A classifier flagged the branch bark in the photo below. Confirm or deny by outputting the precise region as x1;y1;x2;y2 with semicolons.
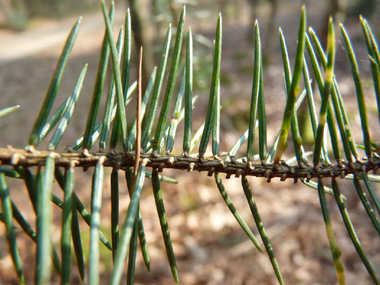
1;147;379;183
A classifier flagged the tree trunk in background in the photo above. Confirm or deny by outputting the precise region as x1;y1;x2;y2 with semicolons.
262;0;278;65
152;0;165;39
22;0;98;18
319;0;346;49
169;0;179;26
22;0;59;17
246;0;278;65
128;0;155;93
347;0;377;18
247;0;259;41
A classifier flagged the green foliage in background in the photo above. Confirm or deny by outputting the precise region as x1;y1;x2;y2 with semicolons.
1;1;380;284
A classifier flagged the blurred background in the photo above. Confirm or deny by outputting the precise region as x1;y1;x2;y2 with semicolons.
0;0;380;284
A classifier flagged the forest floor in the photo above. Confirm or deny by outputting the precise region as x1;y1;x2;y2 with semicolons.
0;0;380;284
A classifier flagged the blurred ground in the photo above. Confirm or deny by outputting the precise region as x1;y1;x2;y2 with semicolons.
0;0;380;284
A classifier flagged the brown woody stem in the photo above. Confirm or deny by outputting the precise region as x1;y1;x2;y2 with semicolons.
1;147;380;182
